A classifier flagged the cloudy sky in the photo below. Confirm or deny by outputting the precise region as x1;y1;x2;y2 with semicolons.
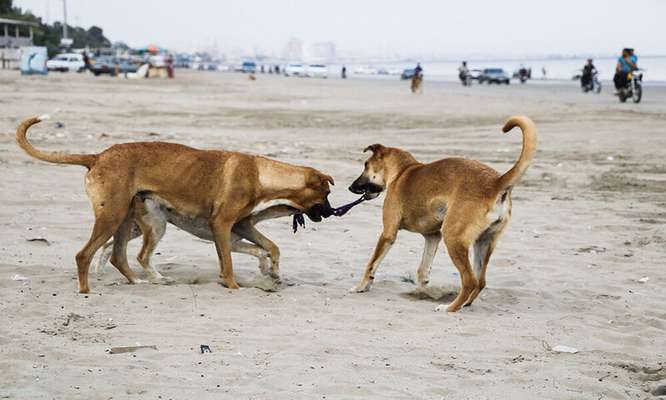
14;0;666;58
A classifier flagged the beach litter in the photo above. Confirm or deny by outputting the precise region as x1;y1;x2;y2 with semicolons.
11;274;29;282
637;276;649;283
26;237;50;246
552;345;578;354
108;345;157;354
200;345;212;354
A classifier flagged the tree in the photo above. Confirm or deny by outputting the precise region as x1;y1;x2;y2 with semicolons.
0;0;13;15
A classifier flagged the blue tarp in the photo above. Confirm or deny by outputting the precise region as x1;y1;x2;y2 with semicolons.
20;46;48;75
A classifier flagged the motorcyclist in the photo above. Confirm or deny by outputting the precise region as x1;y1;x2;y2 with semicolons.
581;58;596;88
414;62;423;77
458;61;469;84
614;48;637;93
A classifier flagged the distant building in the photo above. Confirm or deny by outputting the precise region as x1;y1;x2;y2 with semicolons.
283;38;303;61
307;42;336;63
0;17;38;69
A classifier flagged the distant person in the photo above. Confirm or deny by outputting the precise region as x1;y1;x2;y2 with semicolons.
614;48;637;93
581;58;596;88
541;66;546;80
458;61;469;85
260;65;265;73
414;62;423;77
82;52;91;72
341;65;347;79
166;53;174;79
275;65;280;74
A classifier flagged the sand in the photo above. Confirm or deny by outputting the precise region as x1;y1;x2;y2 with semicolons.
0;70;665;399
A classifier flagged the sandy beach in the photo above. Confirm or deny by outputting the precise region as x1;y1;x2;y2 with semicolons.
0;70;665;399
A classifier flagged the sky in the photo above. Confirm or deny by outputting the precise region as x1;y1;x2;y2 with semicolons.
13;0;666;59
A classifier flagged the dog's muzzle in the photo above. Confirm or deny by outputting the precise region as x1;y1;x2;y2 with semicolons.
305;200;334;222
349;177;383;198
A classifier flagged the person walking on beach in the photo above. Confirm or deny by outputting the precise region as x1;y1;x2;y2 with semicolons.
458;61;470;85
613;48;637;93
82;51;92;73
342;65;347;79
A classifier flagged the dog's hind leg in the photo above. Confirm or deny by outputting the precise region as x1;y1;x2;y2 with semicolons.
467;220;508;306
135;205;168;282
75;203;131;293
416;233;441;287
441;210;485;312
109;215;143;284
95;223;142;275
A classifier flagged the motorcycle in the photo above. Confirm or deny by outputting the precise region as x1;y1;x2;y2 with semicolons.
581;71;602;93
618;69;643;103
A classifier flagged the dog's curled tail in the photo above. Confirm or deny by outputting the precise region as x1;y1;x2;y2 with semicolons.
496;116;537;192
16;116;97;169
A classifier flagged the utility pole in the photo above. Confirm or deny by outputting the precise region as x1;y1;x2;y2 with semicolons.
62;0;68;40
60;0;73;48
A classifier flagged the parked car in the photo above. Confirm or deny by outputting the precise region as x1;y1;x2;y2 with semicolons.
306;64;328;78
241;61;257;73
284;63;305;77
469;69;483;80
478;68;510;84
46;53;85;72
90;57;138;76
400;68;416;80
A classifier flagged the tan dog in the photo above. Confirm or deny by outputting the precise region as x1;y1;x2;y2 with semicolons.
17;116;334;293
411;74;423;93
348;116;536;312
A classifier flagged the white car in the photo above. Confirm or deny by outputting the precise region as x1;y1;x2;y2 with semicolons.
46;53;85;72
284;63;305;77
306;64;328;78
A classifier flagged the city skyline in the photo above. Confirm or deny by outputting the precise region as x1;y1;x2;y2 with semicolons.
12;0;666;59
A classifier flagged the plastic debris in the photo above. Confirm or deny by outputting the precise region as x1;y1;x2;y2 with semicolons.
637;276;649;283
200;345;212;353
108;345;157;354
552;345;578;354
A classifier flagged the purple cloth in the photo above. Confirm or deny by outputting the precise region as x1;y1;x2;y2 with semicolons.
293;195;367;233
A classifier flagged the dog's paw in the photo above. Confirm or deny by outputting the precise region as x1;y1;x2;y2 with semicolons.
133;278;150;284
219;277;240;289
149;274;175;285
349;282;371;293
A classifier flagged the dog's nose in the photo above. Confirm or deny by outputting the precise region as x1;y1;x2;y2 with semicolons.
349;185;361;194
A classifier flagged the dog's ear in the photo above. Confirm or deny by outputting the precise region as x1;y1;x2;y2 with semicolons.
363;144;385;157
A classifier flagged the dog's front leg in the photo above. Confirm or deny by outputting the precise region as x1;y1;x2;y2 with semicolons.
350;230;397;293
211;218;240;289
234;220;281;281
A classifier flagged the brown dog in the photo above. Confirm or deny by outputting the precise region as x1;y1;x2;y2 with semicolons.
348;116;536;312
17;116;334;293
411;74;423;94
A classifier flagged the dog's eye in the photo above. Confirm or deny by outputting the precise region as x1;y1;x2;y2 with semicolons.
364;162;368;168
